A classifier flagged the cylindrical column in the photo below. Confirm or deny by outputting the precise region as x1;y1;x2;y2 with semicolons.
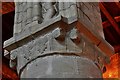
20;55;102;78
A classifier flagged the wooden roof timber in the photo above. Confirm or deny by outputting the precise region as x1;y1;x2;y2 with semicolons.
2;61;19;80
103;16;120;28
99;3;120;36
114;45;120;52
115;2;120;9
1;2;15;15
103;28;117;45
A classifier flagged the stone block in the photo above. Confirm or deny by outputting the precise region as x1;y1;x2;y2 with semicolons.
15;27;31;42
10;49;18;60
26;2;33;9
26;8;32;24
30;15;61;35
17;12;23;23
77;2;104;38
22;2;27;12
17;54;28;74
32;4;41;21
4;37;17;52
66;37;82;53
98;40;114;57
50;28;66;52
69;27;81;44
18;3;23;13
22;11;27;22
60;3;78;24
15;23;22;34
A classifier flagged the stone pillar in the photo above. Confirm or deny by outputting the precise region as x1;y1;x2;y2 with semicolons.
4;2;114;78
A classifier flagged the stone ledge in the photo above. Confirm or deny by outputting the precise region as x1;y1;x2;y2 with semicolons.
30;15;61;35
61;15;77;24
4;15;61;51
3;15;78;52
4;19;114;60
4;37;16;49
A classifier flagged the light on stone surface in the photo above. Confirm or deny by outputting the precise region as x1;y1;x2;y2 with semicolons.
3;2;115;78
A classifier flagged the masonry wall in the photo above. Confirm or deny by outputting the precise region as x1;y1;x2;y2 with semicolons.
4;2;112;78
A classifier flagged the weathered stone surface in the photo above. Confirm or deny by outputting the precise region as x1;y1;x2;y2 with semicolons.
59;2;78;24
69;27;81;44
78;2;104;39
32;3;41;22
20;55;102;78
30;15;61;34
9;25;108;78
4;1;114;78
15;27;31;42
